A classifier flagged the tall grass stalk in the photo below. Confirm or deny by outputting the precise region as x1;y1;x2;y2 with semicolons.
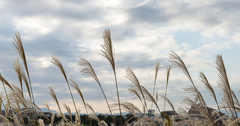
169;52;207;107
199;71;222;120
63;103;73;122
2;30;240;126
159;93;176;114
12;32;34;102
69;78;89;115
151;62;160;110
126;67;148;115
128;88;146;114
100;29;123;125
169;51;215;125
141;86;162;115
13;58;23;94
79;57;115;123
163;65;172;111
69;77;90;125
46;86;68;122
12;32;38;123
0;74;14;123
215;54;238;119
51;55;80;123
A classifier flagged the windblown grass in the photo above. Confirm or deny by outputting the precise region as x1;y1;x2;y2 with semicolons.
1;30;240;126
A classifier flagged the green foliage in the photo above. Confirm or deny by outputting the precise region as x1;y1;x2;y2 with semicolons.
162;112;172;126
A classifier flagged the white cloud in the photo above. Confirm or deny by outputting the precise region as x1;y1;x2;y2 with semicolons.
232;32;240;43
14;16;61;40
1;0;240;113
200;42;230;50
29;56;52;68
103;11;128;25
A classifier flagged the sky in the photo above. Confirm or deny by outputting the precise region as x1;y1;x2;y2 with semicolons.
1;0;240;114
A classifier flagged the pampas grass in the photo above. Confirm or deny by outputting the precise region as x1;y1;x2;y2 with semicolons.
51;55;80;122
69;78;88;115
164;65;172;111
1;30;240;126
78;57;114;120
46;86;67;122
100;29;122;124
215;54;239;118
126;67;148;114
0;73;13;91
13;32;34;104
151;62;161;109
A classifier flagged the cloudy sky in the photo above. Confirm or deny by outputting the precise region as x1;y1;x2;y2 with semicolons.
1;0;240;114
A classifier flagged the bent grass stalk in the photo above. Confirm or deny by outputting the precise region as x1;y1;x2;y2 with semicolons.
2;30;240;126
126;67;148;114
215;54;238;119
69;77;90;125
12;32;37;123
79;57;115;124
46;86;68;122
51;55;80;123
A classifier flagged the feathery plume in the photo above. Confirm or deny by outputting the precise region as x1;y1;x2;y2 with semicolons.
183;97;214;125
69;77;88;114
159;93;176;114
169;51;194;84
20;67;31;98
43;103;51;114
63;103;72;122
169;52;206;107
46;86;67;122
199;72;222;117
151;62;161;109
141;86;162;115
128;88;146;113
100;29;115;71
51;55;79;122
164;65;172;111
79;58;113;117
111;102;142;117
13;58;23;91
0;73;13;90
86;103;101;123
100;29;122;121
51;55;68;82
126;67;148;113
12;32;34;103
12;32;29;80
215;54;238;118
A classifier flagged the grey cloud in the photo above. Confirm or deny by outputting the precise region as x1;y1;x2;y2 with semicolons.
1;0;53;16
214;1;240;11
103;25;137;42
54;8;105;21
0;18;16;38
58;0;86;4
1;0;240;113
1;0;104;22
127;3;170;24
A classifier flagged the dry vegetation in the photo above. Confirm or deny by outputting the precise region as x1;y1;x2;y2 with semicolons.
0;29;240;126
